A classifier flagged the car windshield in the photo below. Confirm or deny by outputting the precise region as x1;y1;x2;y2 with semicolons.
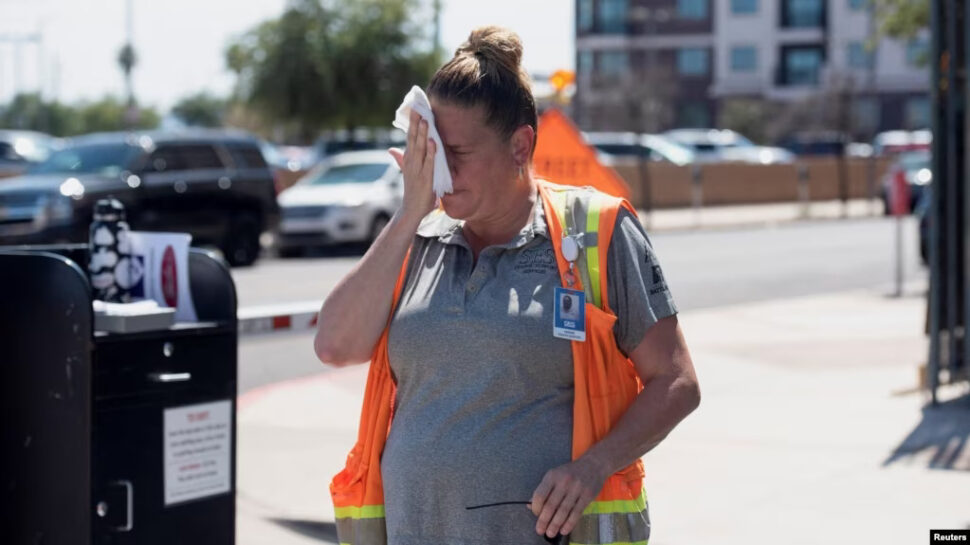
644;138;695;165
28;143;141;176
898;151;930;172
303;162;390;185
593;143;640;156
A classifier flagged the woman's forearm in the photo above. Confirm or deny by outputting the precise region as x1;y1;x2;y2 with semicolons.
583;371;701;476
313;211;422;366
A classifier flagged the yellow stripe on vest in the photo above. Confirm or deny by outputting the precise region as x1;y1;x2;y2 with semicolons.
584;193;603;309
582;488;647;515
334;504;386;519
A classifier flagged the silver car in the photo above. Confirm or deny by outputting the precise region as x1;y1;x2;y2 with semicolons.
276;150;402;255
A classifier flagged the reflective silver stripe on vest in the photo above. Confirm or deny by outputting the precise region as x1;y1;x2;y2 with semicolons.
551;184;602;308
569;507;651;545
335;516;387;545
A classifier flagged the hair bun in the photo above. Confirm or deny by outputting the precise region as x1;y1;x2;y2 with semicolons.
456;26;523;75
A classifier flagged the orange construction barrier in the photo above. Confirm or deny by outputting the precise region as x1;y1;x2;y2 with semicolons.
533;108;632;200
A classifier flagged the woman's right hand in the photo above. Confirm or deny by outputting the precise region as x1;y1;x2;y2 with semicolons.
389;109;437;225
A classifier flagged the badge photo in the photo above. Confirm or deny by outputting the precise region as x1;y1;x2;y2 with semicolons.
553;286;586;342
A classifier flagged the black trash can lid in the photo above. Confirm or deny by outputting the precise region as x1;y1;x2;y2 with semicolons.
94;198;126;220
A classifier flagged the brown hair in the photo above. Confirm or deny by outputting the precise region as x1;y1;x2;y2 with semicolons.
428;26;538;157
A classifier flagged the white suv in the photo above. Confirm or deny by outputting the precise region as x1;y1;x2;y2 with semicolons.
275;150;402;255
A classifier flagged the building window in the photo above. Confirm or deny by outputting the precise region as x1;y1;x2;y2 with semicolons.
598;0;627;33
678;0;708;19
782;0;824;27
851;98;880;132
848;0;866;10
678;48;710;76
905;96;931;129
732;0;758;14
679;102;711;127
731;46;758;71
781;46;824;85
578;50;594;77
598;50;629;77
907;37;929;66
847;42;872;69
578;0;594;32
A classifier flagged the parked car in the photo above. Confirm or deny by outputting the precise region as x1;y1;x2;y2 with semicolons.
582;131;696;166
312;128;405;163
0;130;279;266
717;145;796;164
880;149;932;215
873;129;932;156
662;128;753;162
276;150;402;255
0;130;60;178
779;131;848;156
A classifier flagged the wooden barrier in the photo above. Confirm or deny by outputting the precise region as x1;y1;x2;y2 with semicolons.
612;157;893;209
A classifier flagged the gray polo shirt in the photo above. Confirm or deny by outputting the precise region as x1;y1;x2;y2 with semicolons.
383;194;677;545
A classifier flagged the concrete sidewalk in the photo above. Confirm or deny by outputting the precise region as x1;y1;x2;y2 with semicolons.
235;281;970;545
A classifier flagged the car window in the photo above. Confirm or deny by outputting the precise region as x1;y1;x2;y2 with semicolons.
147;144;224;172
29;143;140;175
0;142;22;162
233;145;269;168
179;144;224;169
593;143;648;157
147;145;185;172
303;163;390;185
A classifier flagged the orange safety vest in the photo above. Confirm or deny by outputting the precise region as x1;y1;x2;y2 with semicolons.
331;180;650;545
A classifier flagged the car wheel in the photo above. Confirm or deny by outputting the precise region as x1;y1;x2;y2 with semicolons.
368;214;390;246
223;214;261;267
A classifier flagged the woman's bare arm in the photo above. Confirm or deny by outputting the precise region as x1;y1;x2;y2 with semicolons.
314;111;436;366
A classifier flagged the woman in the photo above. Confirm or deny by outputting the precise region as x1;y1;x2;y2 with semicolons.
315;26;700;545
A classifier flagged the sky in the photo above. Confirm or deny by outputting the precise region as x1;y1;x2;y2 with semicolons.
0;0;574;111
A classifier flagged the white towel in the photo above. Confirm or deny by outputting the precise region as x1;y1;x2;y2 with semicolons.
392;85;453;198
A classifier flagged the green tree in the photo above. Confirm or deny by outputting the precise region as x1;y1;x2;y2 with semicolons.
77;96;160;134
718;99;773;144
225;0;439;140
0;93;82;136
172;92;228;127
873;0;929;42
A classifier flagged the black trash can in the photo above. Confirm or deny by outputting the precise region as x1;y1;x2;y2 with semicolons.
0;243;237;545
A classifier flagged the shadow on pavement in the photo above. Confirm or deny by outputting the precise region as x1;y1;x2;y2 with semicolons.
884;391;970;471
269;518;339;542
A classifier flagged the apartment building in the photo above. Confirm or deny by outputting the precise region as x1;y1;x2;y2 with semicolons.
574;0;930;138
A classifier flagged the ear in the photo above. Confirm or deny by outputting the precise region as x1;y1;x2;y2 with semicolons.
510;125;535;166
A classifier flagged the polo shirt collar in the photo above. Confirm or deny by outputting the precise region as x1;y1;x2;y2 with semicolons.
415;194;550;250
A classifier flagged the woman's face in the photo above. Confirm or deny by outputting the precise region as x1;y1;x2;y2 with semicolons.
431;100;519;222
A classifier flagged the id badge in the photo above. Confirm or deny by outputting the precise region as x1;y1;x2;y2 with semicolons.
553;286;586;342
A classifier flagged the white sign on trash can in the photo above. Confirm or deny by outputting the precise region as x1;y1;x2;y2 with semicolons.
163;400;232;506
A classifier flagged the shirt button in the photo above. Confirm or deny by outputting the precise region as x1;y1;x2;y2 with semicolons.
468;284;477;292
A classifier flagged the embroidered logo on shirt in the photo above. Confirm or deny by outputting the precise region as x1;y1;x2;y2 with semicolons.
514;247;557;275
650;264;668;295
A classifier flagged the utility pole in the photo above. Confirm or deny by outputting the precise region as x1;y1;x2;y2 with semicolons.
0;33;41;98
432;0;442;57
119;0;138;128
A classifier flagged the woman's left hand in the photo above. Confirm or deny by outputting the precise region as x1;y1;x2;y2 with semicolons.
529;455;609;539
